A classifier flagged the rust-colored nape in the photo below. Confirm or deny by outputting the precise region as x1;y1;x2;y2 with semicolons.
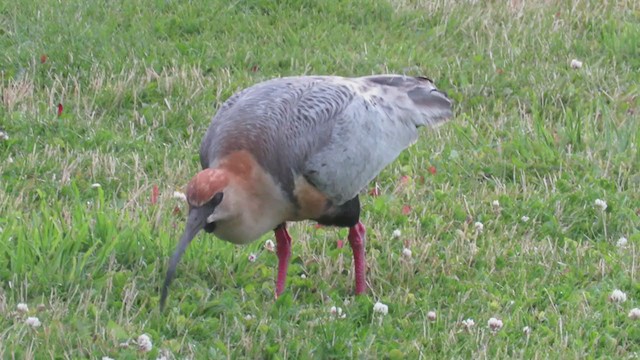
186;168;229;207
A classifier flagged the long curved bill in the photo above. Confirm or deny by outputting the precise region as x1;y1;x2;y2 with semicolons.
160;208;208;310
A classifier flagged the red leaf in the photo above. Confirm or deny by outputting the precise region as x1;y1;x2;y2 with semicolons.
40;54;48;64
369;183;380;197
314;223;323;229
428;166;437;175
402;205;412;215
151;185;159;205
337;239;344;249
250;65;260;72
172;206;181;216
57;103;63;117
496;68;504;75
399;175;410;185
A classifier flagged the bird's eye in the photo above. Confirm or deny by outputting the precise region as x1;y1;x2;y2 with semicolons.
210;192;224;206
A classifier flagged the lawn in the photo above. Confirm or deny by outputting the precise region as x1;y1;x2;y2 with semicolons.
1;0;639;358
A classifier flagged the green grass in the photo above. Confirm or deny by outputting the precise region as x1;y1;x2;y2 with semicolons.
1;0;639;358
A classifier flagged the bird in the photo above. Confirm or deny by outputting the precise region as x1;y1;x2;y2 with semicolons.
160;74;453;309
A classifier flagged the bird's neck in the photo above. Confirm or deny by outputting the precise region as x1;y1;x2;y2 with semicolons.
211;151;294;244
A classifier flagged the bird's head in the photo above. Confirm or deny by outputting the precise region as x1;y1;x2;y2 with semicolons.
160;168;236;309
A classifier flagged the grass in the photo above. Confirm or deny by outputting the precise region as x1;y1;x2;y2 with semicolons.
1;0;639;358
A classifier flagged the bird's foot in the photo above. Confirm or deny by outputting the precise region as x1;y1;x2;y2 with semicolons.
274;223;292;296
348;221;367;295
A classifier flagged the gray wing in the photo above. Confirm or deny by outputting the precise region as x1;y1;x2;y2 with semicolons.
303;75;453;205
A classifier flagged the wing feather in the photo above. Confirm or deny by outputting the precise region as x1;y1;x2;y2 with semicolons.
303;75;453;204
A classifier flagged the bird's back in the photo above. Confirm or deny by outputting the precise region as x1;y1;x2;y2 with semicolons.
200;75;452;207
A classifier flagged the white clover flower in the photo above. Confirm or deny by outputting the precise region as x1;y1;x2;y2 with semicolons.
474;222;484;232
629;308;640;320
264;239;275;252
7;156;13;163
392;229;402;238
594;199;607;211
609;289;627;303
492;200;500;208
523;326;531;335
570;59;583;69
248;253;257;262
244;314;255;321
402;248;412;258
102;357;115;360
427;311;437;321
137;334;153;352
488;317;503;332
172;191;187;201
17;303;28;313
329;306;346;319
373;301;388;315
461;318;475;329
521;216;530;222
0;130;8;141
25;317;41;328
616;237;628;248
300;274;307;279
91;183;102;189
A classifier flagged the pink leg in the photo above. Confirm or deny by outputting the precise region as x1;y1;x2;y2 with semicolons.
348;221;367;295
274;224;292;297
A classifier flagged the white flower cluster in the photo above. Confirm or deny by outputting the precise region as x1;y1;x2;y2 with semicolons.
172;191;187;201
373;302;388;315
488;317;503;332
330;306;346;319
25;317;41;328
461;318;475;330
570;59;583;69
616;237;627;248
137;334;153;352
427;311;437;321
609;289;627;303
594;199;607;211
264;239;275;252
